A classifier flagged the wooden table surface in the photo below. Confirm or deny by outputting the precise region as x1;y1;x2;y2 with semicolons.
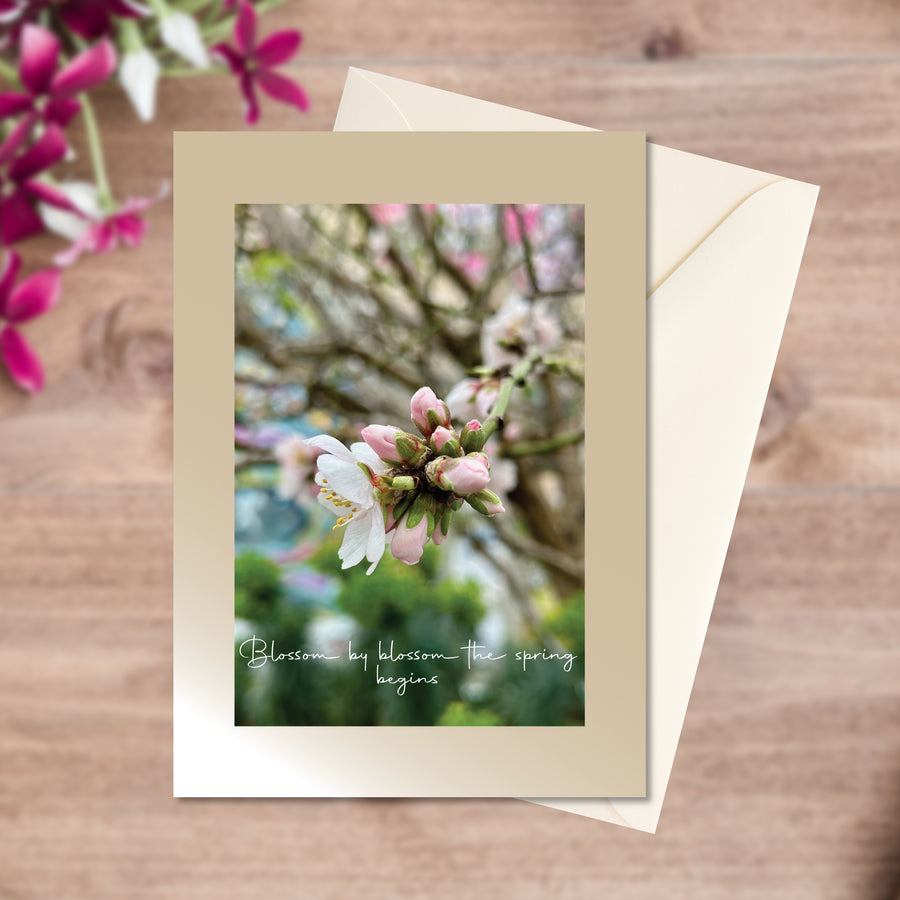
2;2;899;897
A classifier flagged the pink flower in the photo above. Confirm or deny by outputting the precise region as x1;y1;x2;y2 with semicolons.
369;204;407;226
211;0;309;125
427;453;491;496
0;251;62;393
0;125;81;244
503;204;542;244
445;377;499;422
455;251;488;282
0;25;116;155
409;385;451;437
390;513;429;566
52;191;163;266
58;0;147;40
273;433;323;503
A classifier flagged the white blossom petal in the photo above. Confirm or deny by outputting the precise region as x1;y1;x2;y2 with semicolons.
317;455;372;505
349;440;387;473
119;49;159;122
365;509;387;574
306;434;354;462
338;514;371;569
160;11;209;68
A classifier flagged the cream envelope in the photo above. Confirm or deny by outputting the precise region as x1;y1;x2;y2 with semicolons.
335;68;819;833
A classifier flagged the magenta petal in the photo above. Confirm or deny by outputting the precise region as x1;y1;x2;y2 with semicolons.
44;96;82;127
0;189;45;244
257;68;309;113
239;71;260;124
115;213;147;248
0;112;38;167
7;124;67;181
0;325;44;393
6;267;61;324
0;91;32;120
51;39;117;98
59;0;114;39
21;178;82;214
210;42;244;74
255;30;301;67
19;24;60;96
54;228;97;267
0;250;23;315
234;0;256;55
110;0;148;16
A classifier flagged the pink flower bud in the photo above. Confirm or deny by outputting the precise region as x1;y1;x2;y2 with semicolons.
391;514;429;565
466;488;506;517
428;453;491;495
465;419;482;432
361;425;427;466
361;424;401;461
410;386;451;436
432;426;457;452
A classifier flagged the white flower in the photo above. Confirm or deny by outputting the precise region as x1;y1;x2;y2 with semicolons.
307;435;389;575
38;181;104;241
446;377;499;422
119;48;160;122
160;11;209;68
481;293;561;370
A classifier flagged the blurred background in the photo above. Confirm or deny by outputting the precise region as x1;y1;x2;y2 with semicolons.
2;2;898;898
234;203;585;726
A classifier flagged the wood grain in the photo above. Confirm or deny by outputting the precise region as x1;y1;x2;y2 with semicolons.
269;0;900;59
1;493;897;899
1;2;898;896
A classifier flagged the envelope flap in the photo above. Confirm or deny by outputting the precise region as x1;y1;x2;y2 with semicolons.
336;70;812;289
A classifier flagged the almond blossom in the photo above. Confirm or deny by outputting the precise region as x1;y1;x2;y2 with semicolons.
306;435;389;575
273;433;322;504
310;387;506;574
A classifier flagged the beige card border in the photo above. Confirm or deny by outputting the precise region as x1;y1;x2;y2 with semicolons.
173;131;645;797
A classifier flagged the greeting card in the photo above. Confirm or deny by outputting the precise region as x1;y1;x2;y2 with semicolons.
174;131;646;796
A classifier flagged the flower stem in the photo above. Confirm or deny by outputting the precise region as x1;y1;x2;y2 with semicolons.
79;94;115;212
503;429;585;457
481;353;542;444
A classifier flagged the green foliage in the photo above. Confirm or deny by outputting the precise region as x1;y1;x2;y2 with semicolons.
547;591;585;658
234;551;284;621
437;701;504;727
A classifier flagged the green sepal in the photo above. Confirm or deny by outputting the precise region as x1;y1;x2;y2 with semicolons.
436;437;461;458
461;428;486;453
465;495;488;516
395;433;427;466
440;506;454;537
389;492;415;526
406;493;432;529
